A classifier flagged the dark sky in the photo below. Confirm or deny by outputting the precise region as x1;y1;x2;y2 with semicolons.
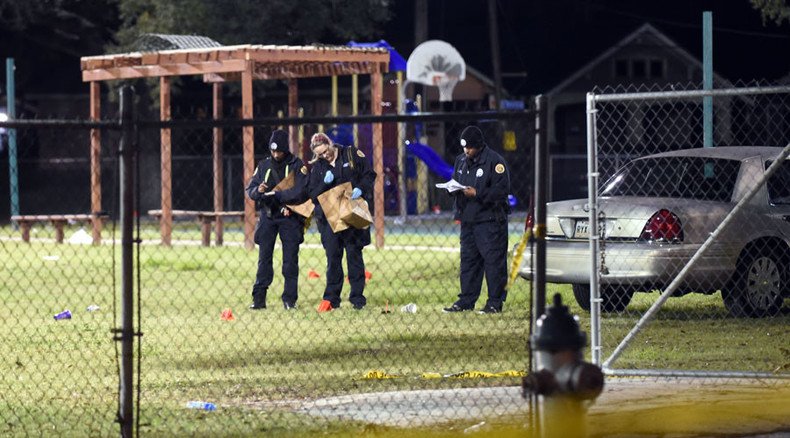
382;0;790;95
4;1;790;98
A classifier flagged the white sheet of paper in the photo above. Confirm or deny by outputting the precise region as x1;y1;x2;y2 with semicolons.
435;179;467;193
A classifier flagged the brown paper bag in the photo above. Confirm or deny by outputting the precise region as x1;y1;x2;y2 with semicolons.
340;198;372;229
286;199;314;218
271;172;314;218
317;182;353;233
273;171;295;191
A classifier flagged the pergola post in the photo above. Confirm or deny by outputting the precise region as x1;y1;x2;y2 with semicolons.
370;69;385;249
242;61;255;250
288;79;298;155
212;83;224;246
160;77;172;247
89;81;102;245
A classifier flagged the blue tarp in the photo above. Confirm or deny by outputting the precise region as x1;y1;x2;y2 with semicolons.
347;40;407;71
406;141;453;181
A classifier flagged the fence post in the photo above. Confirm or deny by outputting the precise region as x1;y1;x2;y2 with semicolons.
6;58;19;223
586;92;602;366
534;95;548;318
118;85;136;438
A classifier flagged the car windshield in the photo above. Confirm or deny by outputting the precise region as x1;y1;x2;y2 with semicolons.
600;156;739;201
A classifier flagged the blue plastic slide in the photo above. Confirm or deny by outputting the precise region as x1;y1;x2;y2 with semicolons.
406;142;453;181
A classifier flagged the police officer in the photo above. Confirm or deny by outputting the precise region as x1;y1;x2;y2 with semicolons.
245;129;309;310
443;125;512;314
307;132;376;311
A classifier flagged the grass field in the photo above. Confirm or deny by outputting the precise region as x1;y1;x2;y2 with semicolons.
1;221;788;436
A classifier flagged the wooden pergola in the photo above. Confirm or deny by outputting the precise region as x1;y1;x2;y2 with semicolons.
80;44;390;249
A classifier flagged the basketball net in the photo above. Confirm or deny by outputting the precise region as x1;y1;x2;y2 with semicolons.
432;74;459;102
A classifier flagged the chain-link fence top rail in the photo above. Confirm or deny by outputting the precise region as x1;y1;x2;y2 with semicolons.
1;110;540;436
586;82;790;379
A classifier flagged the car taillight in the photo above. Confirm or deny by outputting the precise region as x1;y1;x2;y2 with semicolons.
525;197;535;233
525;212;534;233
640;209;683;242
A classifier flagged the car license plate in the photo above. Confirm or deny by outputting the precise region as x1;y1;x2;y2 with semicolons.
574;220;590;238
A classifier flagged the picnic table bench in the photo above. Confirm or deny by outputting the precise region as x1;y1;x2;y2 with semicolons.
147;210;247;247
11;213;109;244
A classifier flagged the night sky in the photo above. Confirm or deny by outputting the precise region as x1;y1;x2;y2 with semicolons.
3;1;790;97
383;0;790;95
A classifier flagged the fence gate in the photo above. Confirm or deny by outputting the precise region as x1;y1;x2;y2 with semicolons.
587;82;790;379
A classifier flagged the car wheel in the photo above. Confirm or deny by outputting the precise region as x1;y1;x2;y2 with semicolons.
572;284;633;313
723;248;784;318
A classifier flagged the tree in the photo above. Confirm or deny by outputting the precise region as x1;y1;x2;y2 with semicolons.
751;0;790;25
111;0;393;52
105;0;394;116
0;0;120;93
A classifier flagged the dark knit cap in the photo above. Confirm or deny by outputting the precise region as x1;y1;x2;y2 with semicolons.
460;126;485;149
269;129;289;152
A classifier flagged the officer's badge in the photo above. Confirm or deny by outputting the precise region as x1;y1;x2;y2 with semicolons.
476;168;484;177
300;166;308;175
357;150;365;158
495;163;505;174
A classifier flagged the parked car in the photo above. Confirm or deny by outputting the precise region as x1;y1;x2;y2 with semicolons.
515;146;790;317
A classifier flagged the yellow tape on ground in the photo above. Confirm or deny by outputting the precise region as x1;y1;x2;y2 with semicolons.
361;369;526;380
506;227;532;291
445;370;526;379
361;369;402;379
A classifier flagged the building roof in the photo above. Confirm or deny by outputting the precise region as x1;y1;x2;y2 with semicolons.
135;34;223;51
548;23;732;95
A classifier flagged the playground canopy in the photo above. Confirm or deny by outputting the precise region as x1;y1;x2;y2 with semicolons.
80;42;390;249
347;40;407;72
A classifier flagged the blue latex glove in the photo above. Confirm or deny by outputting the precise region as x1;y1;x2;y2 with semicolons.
323;170;334;184
351;187;362;199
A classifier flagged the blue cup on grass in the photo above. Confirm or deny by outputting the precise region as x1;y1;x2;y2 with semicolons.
54;310;72;320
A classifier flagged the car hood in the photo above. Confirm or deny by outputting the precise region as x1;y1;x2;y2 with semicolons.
545;197;733;241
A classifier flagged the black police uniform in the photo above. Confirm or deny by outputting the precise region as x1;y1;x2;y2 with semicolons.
245;134;309;309
307;144;376;309
449;128;512;312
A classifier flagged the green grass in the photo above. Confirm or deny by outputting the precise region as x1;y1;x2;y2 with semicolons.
1;223;788;436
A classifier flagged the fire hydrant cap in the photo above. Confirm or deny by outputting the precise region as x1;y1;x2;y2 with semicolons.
531;294;587;352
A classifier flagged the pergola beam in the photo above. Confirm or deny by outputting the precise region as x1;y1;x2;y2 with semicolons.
82;59;248;81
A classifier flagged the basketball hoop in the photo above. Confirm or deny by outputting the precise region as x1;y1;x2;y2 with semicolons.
433;74;460;102
407;40;466;103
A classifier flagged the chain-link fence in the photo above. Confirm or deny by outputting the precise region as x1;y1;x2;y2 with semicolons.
0;100;539;435
585;82;790;378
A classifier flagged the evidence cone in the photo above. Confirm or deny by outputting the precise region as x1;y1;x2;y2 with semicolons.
221;308;235;321
365;270;372;280
317;300;333;313
307;269;321;279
